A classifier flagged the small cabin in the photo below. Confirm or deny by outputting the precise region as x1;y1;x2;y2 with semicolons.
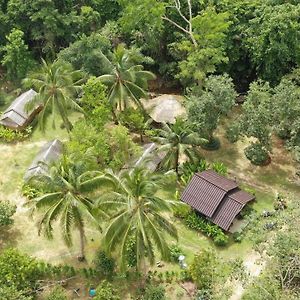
181;170;255;231
0;89;40;130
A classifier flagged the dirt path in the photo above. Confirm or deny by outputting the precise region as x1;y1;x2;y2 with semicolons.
229;252;265;300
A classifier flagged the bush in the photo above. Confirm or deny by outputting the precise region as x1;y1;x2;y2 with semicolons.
45;286;67;300
226;123;240;143
244;143;270;165
22;184;40;200
0;201;16;227
0;126;32;143
233;232;243;243
238;205;254;219
211;162;227;176
0;249;42;291
0;285;32;300
180;159;209;186
181;211;229;247
173;203;191;219
213;234;229;247
169;244;184;263
94;250;115;278
189;249;217;290
143;285;166;300
94;280;120;300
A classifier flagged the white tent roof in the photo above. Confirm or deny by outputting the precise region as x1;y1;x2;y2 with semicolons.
0;89;38;129
24;139;63;181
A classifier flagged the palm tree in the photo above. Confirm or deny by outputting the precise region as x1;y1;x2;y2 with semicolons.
154;118;206;175
27;156;106;260
97;44;156;112
97;167;178;271
23;59;85;132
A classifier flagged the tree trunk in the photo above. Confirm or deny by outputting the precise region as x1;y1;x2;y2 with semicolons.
78;226;85;261
112;109;119;125
175;148;179;178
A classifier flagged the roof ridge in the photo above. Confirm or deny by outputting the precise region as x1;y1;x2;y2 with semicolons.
195;172;228;192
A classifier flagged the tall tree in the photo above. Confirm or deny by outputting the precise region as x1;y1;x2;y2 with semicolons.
1;28;35;81
163;2;230;85
23;59;85;132
153;118;205;175
187;74;237;146
231;80;274;165
97;167;178;270
245;2;300;84
27;156;106;260
97;44;156;112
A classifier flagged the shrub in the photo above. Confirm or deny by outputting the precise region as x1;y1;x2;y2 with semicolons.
180;159;227;186
233;232;243;243
45;286;67;300
169;245;184;263
226;123;240;143
189;249;217;290
0;285;32;300
94;280;120;300
22;184;40;200
238;205;254;219
213;233;229;246
211;162;227;176
0;249;42;291
0;201;16;227
119;108;147;141
0;126;32;143
173;203;191;219
244;143;270;165
143;285;166;300
180;159;209;185
181;211;229;246
94;250;115;278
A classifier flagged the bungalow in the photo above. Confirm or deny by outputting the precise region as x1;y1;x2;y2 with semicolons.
181;170;255;231
24;139;63;181
0;89;41;130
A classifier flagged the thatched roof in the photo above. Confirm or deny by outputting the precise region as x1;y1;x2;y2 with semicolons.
143;94;186;124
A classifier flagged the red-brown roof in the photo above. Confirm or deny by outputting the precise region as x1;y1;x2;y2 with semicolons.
181;170;255;231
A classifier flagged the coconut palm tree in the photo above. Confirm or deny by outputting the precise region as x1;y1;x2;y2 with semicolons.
97;167;178;271
97;44;156;112
153;118;206;175
23;59;85;132
27;156;106;260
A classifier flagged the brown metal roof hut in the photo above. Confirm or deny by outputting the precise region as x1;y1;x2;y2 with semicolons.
181;170;255;231
0;89;41;130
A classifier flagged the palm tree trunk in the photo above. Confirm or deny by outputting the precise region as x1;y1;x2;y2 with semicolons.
175;148;179;177
78;226;85;261
112;109;119;125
